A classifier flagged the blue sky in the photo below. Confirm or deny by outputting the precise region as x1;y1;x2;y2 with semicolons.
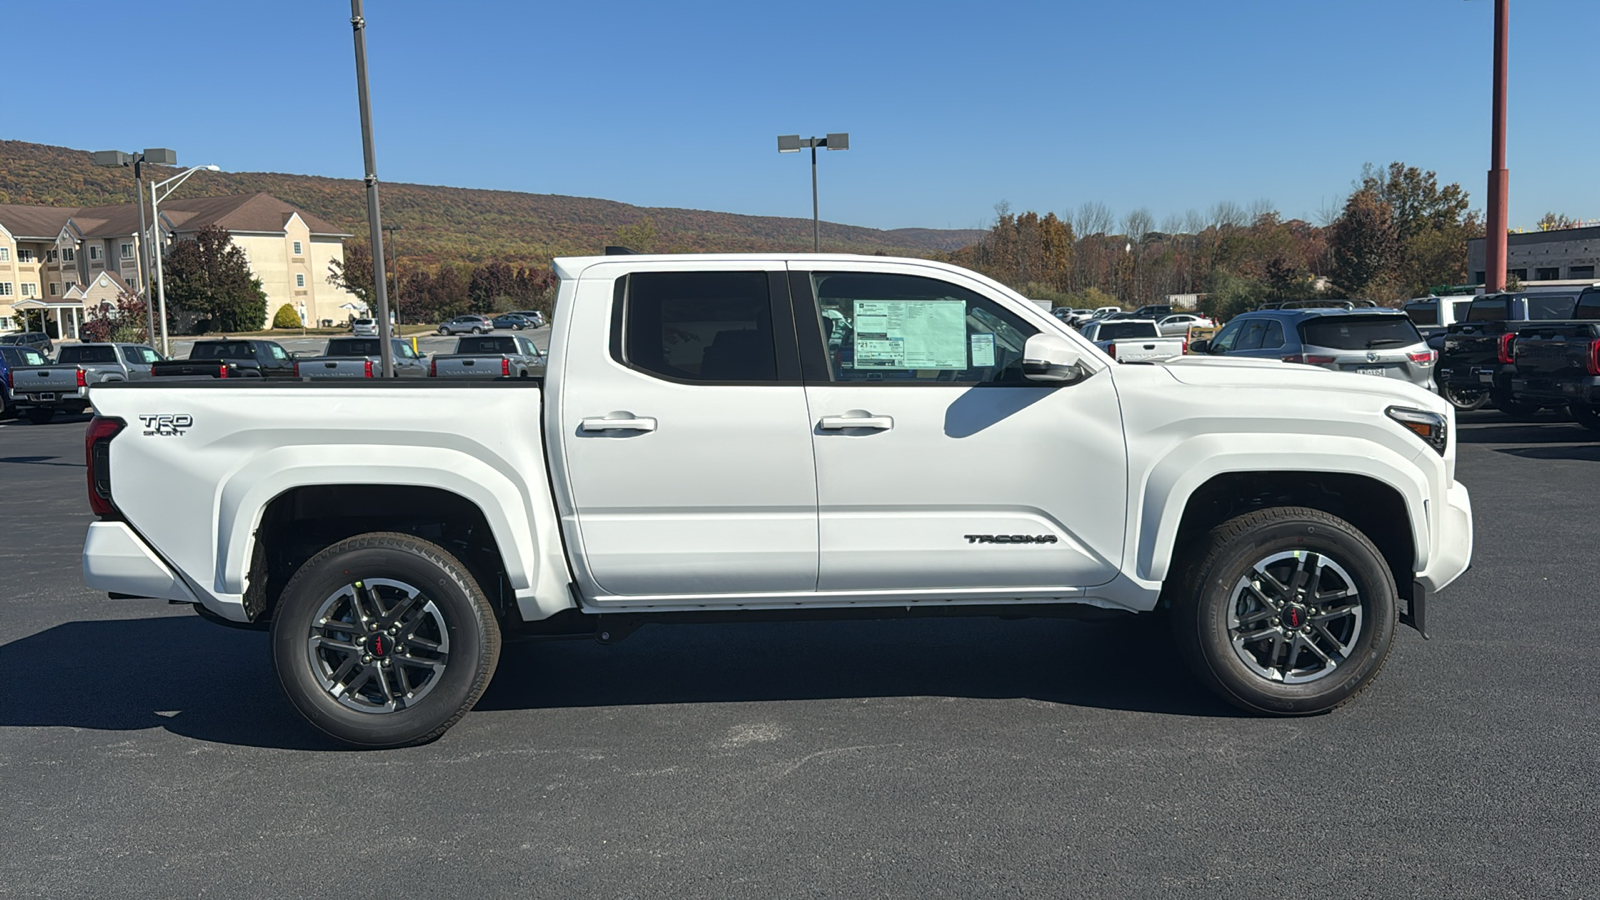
19;0;1595;233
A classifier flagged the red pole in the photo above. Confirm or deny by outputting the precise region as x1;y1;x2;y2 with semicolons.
1485;0;1509;292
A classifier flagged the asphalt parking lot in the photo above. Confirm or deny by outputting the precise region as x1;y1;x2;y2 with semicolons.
1;407;1596;898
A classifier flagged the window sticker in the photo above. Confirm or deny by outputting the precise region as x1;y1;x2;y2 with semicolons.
970;333;995;368
850;299;967;369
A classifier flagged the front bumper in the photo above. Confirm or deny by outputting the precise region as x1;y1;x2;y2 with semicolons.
1417;480;1473;595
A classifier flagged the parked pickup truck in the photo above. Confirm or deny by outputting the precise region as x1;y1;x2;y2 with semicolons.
151;339;297;380
295;337;429;379
429;334;545;379
1078;319;1186;361
5;342;165;424
1508;286;1600;431
1436;290;1577;416
0;345;49;419
81;254;1473;748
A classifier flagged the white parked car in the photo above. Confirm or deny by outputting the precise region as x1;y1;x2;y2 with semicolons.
82;254;1472;747
350;318;378;337
1157;313;1216;337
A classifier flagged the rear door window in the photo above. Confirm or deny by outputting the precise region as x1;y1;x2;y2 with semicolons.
617;271;781;383
1573;291;1600;320
1466;297;1511;322
1299;316;1422;350
1527;294;1577;320
1233;320;1269;351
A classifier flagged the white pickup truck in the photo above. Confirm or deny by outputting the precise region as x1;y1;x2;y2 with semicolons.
81;254;1473;748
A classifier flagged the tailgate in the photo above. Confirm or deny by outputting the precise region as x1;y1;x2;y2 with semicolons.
300;358;373;379
1514;327;1597;375
433;356;506;377
1111;339;1182;362
10;366;80;393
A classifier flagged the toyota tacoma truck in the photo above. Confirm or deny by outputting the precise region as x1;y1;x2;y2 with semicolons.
429;334;546;379
5;342;164;423
80;254;1474;748
151;339;297;379
295;337;429;379
1077;319;1187;362
1436;290;1577;415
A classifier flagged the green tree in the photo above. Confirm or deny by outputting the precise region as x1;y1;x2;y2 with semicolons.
613;217;657;253
163;225;269;332
1329;188;1399;297
272;303;302;329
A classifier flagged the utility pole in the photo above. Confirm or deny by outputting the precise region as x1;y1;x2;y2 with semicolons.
383;224;402;326
1485;0;1510;292
350;0;396;377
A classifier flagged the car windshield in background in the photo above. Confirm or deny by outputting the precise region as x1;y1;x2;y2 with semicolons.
191;342;256;360
458;336;517;354
1095;322;1158;340
329;339;383;356
1300;316;1421;350
57;345;118;364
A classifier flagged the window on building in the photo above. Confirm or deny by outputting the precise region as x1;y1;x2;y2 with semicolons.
1535;267;1561;281
1569;266;1595;280
65;280;76;289
121;243;134;260
49;283;60;296
1509;268;1527;280
0;248;8;261
0;283;12;297
89;245;102;261
21;283;37;298
18;249;35;263
62;247;75;262
292;240;303;255
45;249;57;262
1473;271;1486;284
295;273;306;288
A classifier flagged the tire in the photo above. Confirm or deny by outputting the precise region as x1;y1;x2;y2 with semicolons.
1440;381;1489;412
1169;506;1397;716
1489;390;1544;420
437;327;448;335
271;532;501;748
1570;402;1600;433
25;407;55;425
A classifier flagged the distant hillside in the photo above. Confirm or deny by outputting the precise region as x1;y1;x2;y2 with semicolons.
0;140;982;267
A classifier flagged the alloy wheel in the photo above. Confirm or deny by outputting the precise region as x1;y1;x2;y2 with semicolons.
1227;550;1364;685
306;578;451;713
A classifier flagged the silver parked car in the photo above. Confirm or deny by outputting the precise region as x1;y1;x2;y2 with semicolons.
437;315;493;335
1191;308;1436;392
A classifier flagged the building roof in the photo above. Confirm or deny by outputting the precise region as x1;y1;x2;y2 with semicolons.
0;192;350;242
1467;225;1600;248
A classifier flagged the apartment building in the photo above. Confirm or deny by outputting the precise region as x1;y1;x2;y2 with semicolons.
0;193;364;336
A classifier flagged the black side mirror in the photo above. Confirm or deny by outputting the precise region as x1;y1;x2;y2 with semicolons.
1189;339;1212;355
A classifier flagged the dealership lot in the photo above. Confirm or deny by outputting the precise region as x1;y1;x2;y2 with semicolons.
0;409;1595;897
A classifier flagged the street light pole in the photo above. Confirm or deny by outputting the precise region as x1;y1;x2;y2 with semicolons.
350;0;396;378
93;148;176;342
778;133;849;252
149;164;221;356
1485;0;1510;293
383;224;402;326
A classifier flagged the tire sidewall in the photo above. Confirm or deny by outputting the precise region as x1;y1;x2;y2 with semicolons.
1190;517;1396;714
272;541;492;748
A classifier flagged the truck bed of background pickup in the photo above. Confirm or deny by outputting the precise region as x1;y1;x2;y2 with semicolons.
295;337;428;379
430;334;545;379
151;339;296;380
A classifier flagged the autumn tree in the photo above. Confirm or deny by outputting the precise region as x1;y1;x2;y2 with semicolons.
1359;162;1479;295
163;225;268;332
327;240;376;307
1329;188;1399;297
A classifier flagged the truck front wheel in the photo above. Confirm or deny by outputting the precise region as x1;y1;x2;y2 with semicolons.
271;532;501;748
1170;507;1396;716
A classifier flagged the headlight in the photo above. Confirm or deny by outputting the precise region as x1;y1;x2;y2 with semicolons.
1387;406;1448;455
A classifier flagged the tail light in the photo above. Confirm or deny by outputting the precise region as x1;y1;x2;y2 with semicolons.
364;359;374;378
293;360;301;377
1407;350;1436;365
429;357;437;376
1180;340;1189;355
85;416;126;518
1282;354;1337;365
76;368;87;388
501;358;511;377
1106;344;1117;360
1588;339;1600;376
1496;332;1515;365
218;365;230;379
148;366;155;377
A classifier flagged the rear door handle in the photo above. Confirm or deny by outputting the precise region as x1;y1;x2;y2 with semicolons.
818;414;893;431
581;415;657;433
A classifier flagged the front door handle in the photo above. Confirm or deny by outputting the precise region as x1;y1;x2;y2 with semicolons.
818;413;893;431
581;414;657;433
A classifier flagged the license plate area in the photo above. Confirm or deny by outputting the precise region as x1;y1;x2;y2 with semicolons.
1356;367;1386;377
36;392;56;401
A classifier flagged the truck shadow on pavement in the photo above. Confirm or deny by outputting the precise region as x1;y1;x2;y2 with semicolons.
1455;421;1591;445
0;614;1236;749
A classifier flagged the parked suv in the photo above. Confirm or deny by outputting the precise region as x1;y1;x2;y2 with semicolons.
437;315;492;335
0;332;53;354
1192;308;1436;392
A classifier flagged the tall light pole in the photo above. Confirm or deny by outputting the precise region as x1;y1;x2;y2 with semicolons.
149;164;221;356
350;0;396;377
382;223;402;326
92;148;176;342
778;133;849;252
1484;0;1510;292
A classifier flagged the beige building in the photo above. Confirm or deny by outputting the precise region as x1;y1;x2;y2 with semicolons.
0;193;364;336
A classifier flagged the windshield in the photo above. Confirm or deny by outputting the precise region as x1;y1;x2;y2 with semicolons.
1300;316;1422;350
57;345;117;364
1093;321;1159;340
327;339;383;356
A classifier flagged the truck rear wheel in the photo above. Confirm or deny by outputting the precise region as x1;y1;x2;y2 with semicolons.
1569;403;1600;433
1170;507;1396;716
271;532;501;748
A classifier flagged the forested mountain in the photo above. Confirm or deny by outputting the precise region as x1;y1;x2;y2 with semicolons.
0;139;982;265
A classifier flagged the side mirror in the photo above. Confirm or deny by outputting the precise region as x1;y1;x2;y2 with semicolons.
1188;339;1212;355
1022;333;1084;383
